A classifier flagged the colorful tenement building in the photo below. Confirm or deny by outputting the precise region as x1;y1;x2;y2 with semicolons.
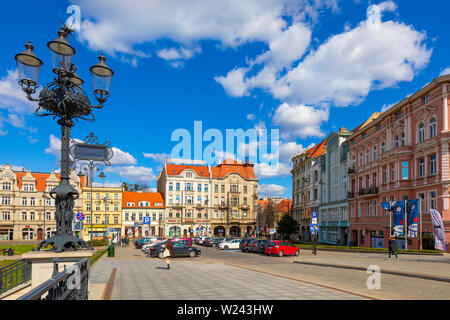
347;74;450;250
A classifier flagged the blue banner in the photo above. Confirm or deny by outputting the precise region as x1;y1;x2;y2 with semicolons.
392;201;405;237
407;199;419;238
381;202;391;211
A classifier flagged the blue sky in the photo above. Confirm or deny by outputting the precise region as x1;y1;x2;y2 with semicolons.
0;0;449;198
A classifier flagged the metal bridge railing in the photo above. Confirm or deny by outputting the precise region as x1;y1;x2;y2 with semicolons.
18;257;89;300
0;259;32;295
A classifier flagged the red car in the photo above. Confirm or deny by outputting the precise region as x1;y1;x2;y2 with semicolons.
265;240;300;257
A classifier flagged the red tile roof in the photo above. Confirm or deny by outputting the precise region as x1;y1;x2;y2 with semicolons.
14;171;86;192
304;139;327;158
166;164;209;177
211;159;256;180
122;191;165;208
277;199;293;215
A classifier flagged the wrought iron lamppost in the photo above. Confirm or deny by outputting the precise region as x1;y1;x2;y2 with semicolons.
15;25;114;252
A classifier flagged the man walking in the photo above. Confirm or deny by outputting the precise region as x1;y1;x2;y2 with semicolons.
388;237;398;258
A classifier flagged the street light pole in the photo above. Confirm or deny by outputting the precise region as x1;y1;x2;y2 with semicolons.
15;25;114;252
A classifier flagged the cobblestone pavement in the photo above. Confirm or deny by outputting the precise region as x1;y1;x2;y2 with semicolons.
90;246;365;300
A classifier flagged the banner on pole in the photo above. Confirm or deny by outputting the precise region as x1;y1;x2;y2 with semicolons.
407;199;419;238
381;202;391;211
392;201;405;237
430;209;447;251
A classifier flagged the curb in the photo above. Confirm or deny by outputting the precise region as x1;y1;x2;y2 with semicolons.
293;261;450;283
296;247;444;256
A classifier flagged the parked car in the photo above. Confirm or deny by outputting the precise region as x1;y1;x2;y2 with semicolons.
136;238;152;249
265;240;300;257
218;239;241;250
240;238;253;252
199;237;212;246
148;242;201;258
247;239;268;253
172;238;192;246
253;239;269;254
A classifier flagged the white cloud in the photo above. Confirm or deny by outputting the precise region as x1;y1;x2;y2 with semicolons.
273;103;329;140
157;47;199;61
93;181;123;188
440;67;450;77
246;113;256;121
143;152;170;164
104;166;156;184
217;1;431;110
110;147;137;166
258;183;288;197
0;70;37;133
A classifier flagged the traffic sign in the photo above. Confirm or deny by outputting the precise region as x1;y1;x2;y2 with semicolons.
143;217;151;224
310;224;319;233
134;223;139;228
269;228;275;234
312;212;317;218
76;212;85;221
109;228;114;233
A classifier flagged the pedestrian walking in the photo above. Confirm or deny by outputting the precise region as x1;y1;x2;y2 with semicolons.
162;240;175;269
388;237;398;258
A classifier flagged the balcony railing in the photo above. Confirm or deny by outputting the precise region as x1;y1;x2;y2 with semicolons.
358;186;378;196
347;191;355;199
348;166;356;174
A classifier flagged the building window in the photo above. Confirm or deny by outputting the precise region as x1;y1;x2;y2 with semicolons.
429;118;437;138
363;132;367;139
394;135;399;148
114;216;118;224
114;204;118;211
419;157;425;177
390;163;396;181
95;216;100;224
221;185;225;193
86;216;91;224
197;183;201;191
366;203;370;216
214;210;218;218
176;183;180;191
104;216;109;224
422;94;430;104
30;197;35;206
381;141;385;154
168;183;173;191
373;146;378;161
243;186;247;193
377;123;382;131
214;184;218;193
418;123;425;142
401;133;405;147
95;204;101;211
430;154;437;175
159;214;163;221
204;184;208;192
1;196;11;205
125;213;129;221
1;211;11;221
139;213;143;221
22;197;27;206
2;182;11;190
430;191;437;210
373;200;377;216
46;212;51;221
401;161;409;180
168;212;173;218
131;213;136;221
359;203;362;217
86;203;91;211
366;149;370;163
105;204;109;211
22;212;27;220
359;152;363;166
96;193;100;200
186;172;192;178
114;194;118;200
46;198;51;206
30;212;35;221
418;193;425;214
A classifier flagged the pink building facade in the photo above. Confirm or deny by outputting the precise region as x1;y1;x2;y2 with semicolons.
348;75;450;251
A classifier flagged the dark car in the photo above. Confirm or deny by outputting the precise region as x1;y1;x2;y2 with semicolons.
205;238;216;247
240;238;253;252
149;242;201;258
211;238;222;247
136;238;152;249
247;239;267;253
253;239;269;254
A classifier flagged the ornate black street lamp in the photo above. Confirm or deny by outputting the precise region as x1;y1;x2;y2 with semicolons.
15;25;114;252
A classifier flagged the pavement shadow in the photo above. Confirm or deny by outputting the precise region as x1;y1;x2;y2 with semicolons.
156;267;168;270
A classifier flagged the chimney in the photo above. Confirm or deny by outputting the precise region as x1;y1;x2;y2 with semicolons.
339;128;348;133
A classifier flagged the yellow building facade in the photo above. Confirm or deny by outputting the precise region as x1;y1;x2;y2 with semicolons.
80;186;123;244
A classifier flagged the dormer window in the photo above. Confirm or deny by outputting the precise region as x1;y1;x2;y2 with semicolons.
2;182;11;191
126;202;135;207
186;172;192;178
396;111;402;119
422;94;430;104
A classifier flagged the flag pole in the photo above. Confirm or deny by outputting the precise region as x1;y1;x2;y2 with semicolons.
404;199;408;250
419;199;422;250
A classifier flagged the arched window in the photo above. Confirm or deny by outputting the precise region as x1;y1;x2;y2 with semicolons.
366;149;370;163
314;170;318;183
359;152;363;166
373;145;378;161
401;132;405;147
381;141;386;154
352;155;356;168
430;118;437;138
418;123;425;142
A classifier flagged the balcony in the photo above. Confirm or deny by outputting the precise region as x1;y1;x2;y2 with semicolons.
240;205;249;210
347;191;356;199
347;166;356;175
358;186;378;197
219;202;228;208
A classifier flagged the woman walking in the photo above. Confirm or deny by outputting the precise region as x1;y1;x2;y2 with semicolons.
163;240;175;269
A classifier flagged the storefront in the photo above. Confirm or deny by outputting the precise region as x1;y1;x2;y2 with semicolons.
0;228;13;241
370;230;385;248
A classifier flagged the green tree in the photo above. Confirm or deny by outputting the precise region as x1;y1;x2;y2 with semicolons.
277;214;299;239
